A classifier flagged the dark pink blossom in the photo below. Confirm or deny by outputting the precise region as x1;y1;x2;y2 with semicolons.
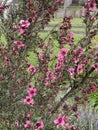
20;28;25;35
58;48;68;58
0;5;4;13
29;65;36;74
70;32;74;37
13;24;19;29
55;65;62;73
14;41;25;47
75;113;80;120
64;116;69;123
20;20;30;28
89;2;96;11
24;96;34;106
68;68;74;77
26;111;33;120
91;16;96;21
54;114;65;128
82;8;87;16
92;63;98;71
56;0;64;4
15;120;19;126
27;86;37;97
24;120;32;128
45;70;55;85
70;124;76;130
77;64;84;74
35;120;44;130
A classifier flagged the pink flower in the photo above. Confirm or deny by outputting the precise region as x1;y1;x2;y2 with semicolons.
35;120;44;130
69;124;76;130
55;65;62;73
15;120;19;126
56;0;64;4
78;48;84;57
95;53;98;59
27;86;37;97
61;36;67;42
89;2;96;11
58;54;64;62
13;24;19;29
83;8;87;16
91;16;96;21
20;28;25;34
93;63;98;71
45;70;55;85
58;48;68;62
14;41;25;47
64;116;69;123
0;5;4;13
20;20;30;28
77;64;83;74
29;65;36;74
54;114;65;128
26;111;33;120
75;113;80;120
59;48;68;57
70;31;74;37
24;120;32;128
24;96;34;106
68;68;74;77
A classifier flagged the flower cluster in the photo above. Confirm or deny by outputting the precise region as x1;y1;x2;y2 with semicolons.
83;0;96;16
54;114;76;130
24;83;37;106
55;48;68;73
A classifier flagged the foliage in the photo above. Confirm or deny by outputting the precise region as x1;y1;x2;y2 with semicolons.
0;0;98;130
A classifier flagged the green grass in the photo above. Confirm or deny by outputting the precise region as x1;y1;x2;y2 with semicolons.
48;18;85;26
0;34;7;44
67;5;82;10
74;34;84;43
72;18;85;26
71;28;85;32
49;18;62;24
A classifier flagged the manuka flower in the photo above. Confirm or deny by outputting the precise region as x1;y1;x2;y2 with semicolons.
54;114;65;128
14;41;25;47
35;120;44;130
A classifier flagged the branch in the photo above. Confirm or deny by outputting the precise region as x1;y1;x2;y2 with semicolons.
51;67;95;114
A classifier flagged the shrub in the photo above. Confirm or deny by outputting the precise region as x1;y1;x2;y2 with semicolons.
0;0;98;129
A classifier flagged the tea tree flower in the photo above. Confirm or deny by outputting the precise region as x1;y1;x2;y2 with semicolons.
20;20;30;28
77;64;84;75
29;65;36;74
24;96;34;106
54;114;65;128
68;68;75;78
0;5;4;13
35;120;44;130
93;63;98;71
27;86;37;97
24;120;32;128
14;41;25;47
58;48;68;59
